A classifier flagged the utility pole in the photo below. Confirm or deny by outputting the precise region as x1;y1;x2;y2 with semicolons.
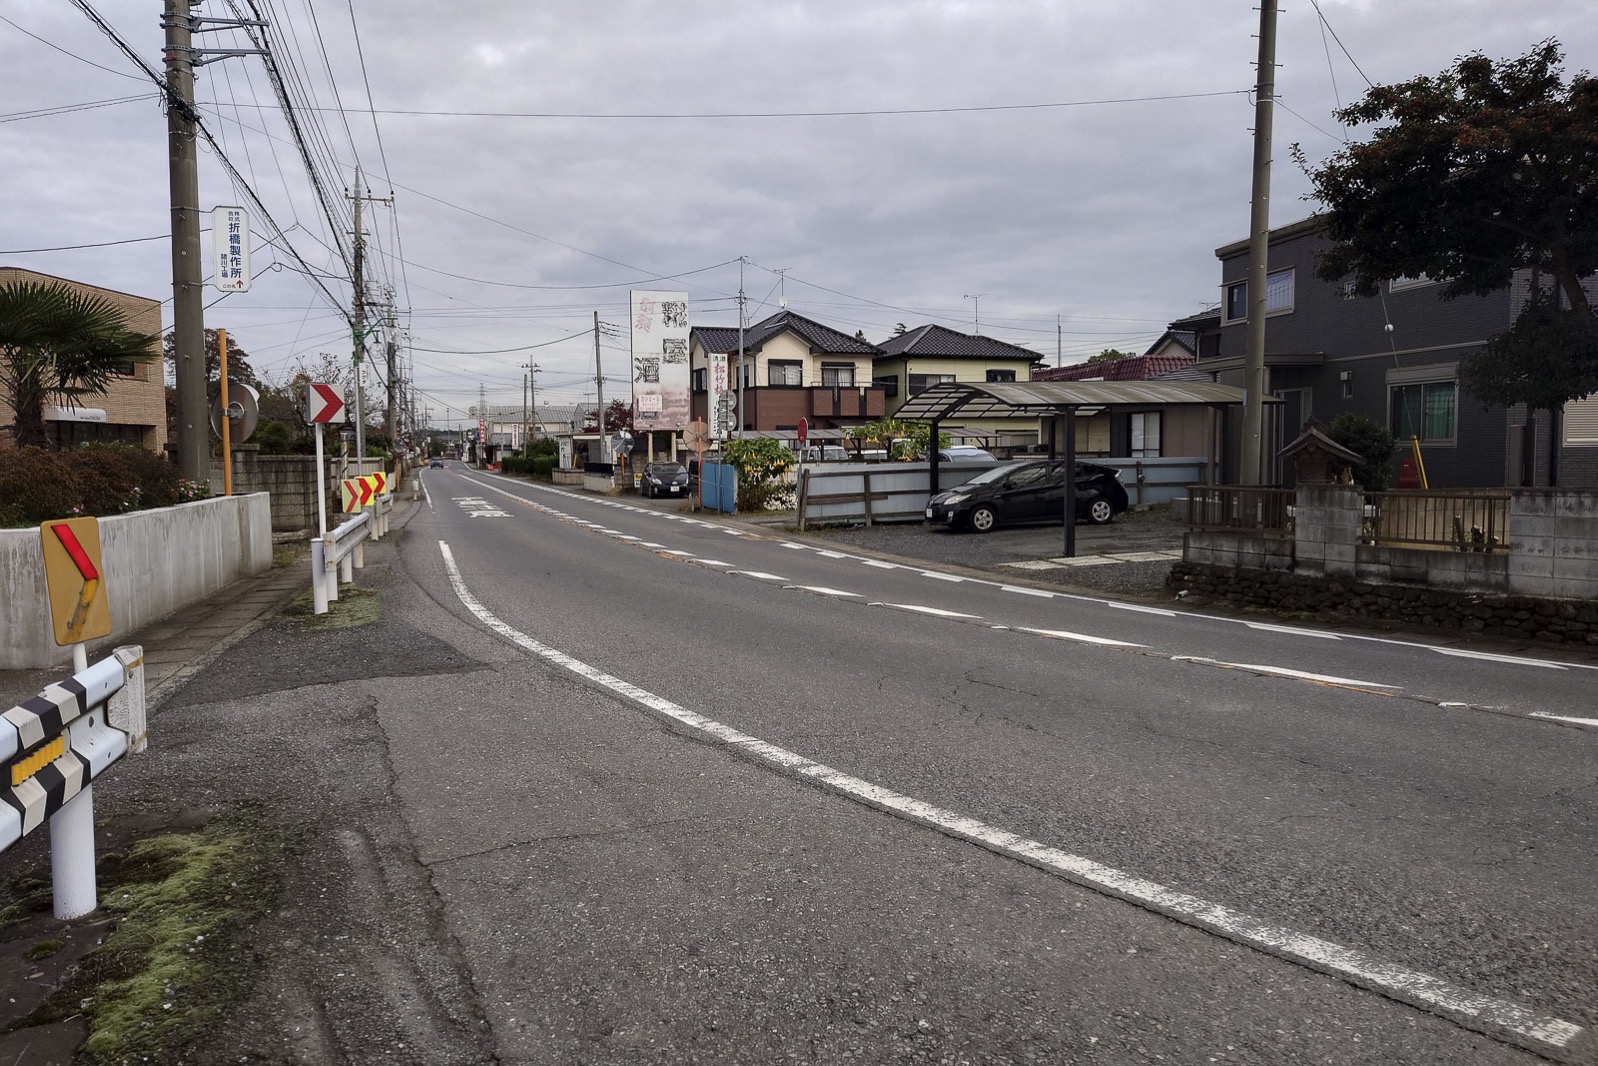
521;362;540;449
163;0;206;483
737;256;747;438
347;172;393;463
1241;0;1279;485
594;311;607;461
1057;314;1062;367
964;293;987;335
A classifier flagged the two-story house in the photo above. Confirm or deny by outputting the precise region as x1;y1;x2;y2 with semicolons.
689;310;884;435
1190;216;1597;488
873;324;1042;452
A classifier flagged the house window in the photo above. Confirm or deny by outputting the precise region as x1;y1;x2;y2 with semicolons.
769;361;803;386
1390;273;1435;293
1563;396;1598;446
1390;381;1456;443
986;369;1016;383
908;373;955;395
873;374;899;399
1129;412;1161;457
112;361;138;377
692;368;706;391
1223;268;1294;323
821;363;854;387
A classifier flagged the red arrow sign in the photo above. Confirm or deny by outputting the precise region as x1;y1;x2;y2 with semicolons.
358;477;375;506
306;382;346;424
371;471;387;495
52;524;100;581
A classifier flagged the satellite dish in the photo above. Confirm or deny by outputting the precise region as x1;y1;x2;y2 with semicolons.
210;381;260;442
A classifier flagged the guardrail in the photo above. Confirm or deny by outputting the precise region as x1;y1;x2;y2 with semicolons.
1363;489;1511;553
310;510;372;614
2;646;147;918
1185;485;1294;535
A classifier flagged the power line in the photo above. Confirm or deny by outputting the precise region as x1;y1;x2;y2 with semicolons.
0;234;166;254
0;93;159;123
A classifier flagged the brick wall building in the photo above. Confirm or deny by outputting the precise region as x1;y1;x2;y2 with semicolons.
0;267;167;453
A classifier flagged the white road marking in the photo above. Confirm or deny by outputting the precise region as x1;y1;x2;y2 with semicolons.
730;571;789;582
783;585;860;598
1529;712;1598;727
696;559;733;567
1109;602;1176;617
816;550;848;559
1174;657;1399;689
922;571;964;582
661;549;694;557
639;542;668;549
1245;622;1343;640
1434;648;1568;670
868;603;982;619
1019;627;1146;648
780;542;806;550
1000;585;1056;598
438;538;1584;1058
862;559;899;569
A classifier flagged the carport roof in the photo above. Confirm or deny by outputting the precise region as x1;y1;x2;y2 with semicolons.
893;380;1261;421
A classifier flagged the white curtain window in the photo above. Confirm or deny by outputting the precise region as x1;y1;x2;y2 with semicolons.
768;361;802;386
1264;269;1294;313
821;364;855;387
1130;412;1162;457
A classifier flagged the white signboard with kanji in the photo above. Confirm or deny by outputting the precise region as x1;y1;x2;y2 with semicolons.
630;290;690;432
212;206;250;292
709;351;730;440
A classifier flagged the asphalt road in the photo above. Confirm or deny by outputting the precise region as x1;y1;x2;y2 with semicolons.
17;467;1595;1065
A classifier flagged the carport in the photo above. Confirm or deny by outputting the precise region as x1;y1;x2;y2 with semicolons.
893;380;1264;557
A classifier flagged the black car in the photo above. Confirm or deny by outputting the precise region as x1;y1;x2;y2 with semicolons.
925;460;1129;532
639;461;689;498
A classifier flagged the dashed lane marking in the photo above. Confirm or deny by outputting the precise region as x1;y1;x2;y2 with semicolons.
1174;656;1400;691
1018;627;1147;648
438;539;1585;1061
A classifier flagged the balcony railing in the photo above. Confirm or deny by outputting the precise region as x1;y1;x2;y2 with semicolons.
1186;485;1294;535
1362;490;1511;552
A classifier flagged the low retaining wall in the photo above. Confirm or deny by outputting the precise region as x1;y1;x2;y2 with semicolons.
1167;561;1598;645
0;493;273;669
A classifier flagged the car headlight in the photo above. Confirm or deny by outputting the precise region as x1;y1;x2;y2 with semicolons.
942;493;969;506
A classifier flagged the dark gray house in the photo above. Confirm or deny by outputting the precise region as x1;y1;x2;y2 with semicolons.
1186;215;1598;488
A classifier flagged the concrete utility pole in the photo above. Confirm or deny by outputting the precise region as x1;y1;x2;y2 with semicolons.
347;173;393;461
1240;0;1279;485
737;256;746;438
594;311;607;461
163;0;206;482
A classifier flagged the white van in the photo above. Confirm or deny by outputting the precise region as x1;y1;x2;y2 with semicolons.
796;445;850;462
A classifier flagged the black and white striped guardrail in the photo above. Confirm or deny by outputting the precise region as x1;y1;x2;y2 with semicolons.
1;646;147;919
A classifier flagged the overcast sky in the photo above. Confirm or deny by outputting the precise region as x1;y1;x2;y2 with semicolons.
4;1;1595;429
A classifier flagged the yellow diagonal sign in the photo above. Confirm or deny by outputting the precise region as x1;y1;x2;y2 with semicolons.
40;517;112;646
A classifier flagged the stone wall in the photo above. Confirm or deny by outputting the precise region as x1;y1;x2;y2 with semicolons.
1168;561;1598;645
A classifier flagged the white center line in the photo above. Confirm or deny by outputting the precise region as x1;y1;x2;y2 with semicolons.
1529;712;1598;727
1174;657;1399;689
1108;602;1177;617
1245;622;1343;640
437;539;1583;1059
1434;648;1568;670
730;571;789;582
783;585;860;598
1018;627;1146;648
868;602;983;619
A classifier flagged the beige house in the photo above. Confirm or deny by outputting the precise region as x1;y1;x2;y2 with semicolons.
874;325;1041;451
0;267;167;453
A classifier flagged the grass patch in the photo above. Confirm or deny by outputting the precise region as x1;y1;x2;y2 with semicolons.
271;544;305;569
281;583;379;630
26;939;64;960
10;822;285;1064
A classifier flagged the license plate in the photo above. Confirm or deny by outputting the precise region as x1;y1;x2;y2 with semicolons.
668;486;680;493
925;507;934;518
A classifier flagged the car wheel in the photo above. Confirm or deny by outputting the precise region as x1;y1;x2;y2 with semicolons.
1086;497;1114;525
643;483;653;498
968;505;997;533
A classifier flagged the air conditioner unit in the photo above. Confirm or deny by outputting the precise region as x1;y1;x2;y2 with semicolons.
1338;371;1353;382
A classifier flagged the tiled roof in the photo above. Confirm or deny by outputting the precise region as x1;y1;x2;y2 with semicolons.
1031;352;1196;382
692;310;879;355
875;324;1038;361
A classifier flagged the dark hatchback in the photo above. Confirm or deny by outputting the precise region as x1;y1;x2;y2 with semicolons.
639;461;689;498
925;460;1129;532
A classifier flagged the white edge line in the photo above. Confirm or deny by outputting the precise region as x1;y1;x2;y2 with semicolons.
437;537;1582;1056
1000;585;1056;599
1244;622;1343;640
782;585;860;598
730;571;789;582
1018;627;1146;648
1434;648;1568;671
1108;602;1176;617
1174;657;1399;689
867;602;983;619
1529;712;1598;727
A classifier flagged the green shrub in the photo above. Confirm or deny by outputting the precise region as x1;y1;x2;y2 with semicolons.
1326;413;1398;490
532;456;554;480
0;448;81;526
0;444;206;527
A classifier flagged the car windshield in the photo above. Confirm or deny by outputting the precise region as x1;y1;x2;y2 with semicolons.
650;464;684;477
964;462;1038;486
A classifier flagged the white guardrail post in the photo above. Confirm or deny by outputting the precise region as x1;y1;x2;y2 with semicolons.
1;646;147;919
312;511;373;615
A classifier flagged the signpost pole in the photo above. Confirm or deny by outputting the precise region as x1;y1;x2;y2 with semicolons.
314;423;328;535
50;785;97;919
219;328;233;497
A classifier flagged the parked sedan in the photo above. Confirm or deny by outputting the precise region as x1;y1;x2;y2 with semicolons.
924;460;1129;532
639;461;690;498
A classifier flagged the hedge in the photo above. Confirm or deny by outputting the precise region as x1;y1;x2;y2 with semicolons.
0;445;210;528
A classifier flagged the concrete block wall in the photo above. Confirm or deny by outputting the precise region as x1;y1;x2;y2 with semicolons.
1509;489;1598;599
1292;483;1363;576
0;493;272;669
1183;530;1294;571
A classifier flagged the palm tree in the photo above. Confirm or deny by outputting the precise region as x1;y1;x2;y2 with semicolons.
0;280;158;448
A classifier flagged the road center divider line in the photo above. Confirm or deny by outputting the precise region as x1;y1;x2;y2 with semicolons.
438;539;1583;1059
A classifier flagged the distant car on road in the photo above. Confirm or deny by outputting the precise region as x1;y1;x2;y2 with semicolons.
925;460;1128;532
640;461;689;498
429;458;444;469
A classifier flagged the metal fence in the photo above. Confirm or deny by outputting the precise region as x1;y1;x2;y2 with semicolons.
1363;490;1511;552
1185;485;1294;535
